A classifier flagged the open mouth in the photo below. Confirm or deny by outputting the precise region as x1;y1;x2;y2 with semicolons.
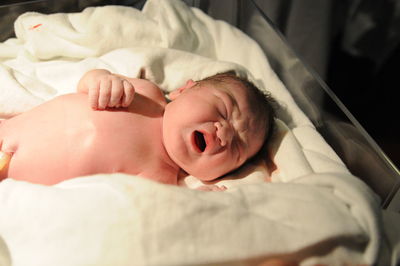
194;130;207;152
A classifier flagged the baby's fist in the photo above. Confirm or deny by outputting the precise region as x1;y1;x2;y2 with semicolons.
89;74;135;110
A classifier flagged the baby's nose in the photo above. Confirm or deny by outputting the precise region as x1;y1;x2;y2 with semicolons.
214;121;233;147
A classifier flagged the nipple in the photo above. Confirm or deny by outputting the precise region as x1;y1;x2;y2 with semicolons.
0;151;11;171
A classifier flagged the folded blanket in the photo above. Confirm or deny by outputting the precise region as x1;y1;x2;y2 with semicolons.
0;172;381;266
0;0;389;265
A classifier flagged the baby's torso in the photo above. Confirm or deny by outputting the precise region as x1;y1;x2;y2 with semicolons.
0;93;178;185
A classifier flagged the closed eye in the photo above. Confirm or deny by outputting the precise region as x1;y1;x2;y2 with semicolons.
215;95;228;119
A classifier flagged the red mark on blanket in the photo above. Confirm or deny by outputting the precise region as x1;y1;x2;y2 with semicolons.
29;24;42;30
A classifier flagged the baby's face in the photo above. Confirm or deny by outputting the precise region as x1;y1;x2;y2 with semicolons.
163;79;266;181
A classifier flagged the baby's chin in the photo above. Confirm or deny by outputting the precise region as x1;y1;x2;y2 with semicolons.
164;141;234;181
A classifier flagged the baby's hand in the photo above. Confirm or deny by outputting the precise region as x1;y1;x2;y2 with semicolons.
91;73;135;110
81;70;135;110
196;184;227;192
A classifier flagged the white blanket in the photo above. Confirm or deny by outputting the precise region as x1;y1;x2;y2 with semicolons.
0;0;392;265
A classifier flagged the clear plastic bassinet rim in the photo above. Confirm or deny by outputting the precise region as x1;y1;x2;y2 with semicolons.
205;0;400;210
1;0;399;210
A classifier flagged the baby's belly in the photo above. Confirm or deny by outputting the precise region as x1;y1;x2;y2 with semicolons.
0;94;173;185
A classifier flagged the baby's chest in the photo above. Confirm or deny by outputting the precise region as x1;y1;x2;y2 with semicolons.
90;140;176;185
81;110;165;171
1;94;174;183
87;113;177;184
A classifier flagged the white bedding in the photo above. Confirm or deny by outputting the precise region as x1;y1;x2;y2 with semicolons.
0;0;396;265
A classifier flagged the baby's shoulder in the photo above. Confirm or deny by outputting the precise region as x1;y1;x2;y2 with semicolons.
127;78;166;105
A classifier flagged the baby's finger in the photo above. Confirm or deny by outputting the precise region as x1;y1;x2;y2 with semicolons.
98;79;112;110
214;185;227;191
109;79;124;107
121;80;135;107
88;86;100;109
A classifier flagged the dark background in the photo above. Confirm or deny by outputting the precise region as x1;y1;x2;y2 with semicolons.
264;0;400;170
250;0;400;171
327;28;400;169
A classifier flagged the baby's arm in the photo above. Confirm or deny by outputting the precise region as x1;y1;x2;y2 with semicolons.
77;69;135;110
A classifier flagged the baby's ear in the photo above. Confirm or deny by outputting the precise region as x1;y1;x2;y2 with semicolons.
168;79;197;100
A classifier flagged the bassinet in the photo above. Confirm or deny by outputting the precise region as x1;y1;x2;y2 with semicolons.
2;0;398;209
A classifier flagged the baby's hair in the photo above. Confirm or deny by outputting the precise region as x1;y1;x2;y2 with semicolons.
199;71;277;161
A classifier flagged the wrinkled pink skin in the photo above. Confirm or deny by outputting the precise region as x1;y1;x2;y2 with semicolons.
0;85;179;185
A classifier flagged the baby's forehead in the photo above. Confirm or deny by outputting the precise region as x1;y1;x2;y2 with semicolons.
210;80;265;125
200;78;250;99
202;79;263;119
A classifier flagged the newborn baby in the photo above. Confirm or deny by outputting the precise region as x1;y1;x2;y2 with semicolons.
0;70;275;186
